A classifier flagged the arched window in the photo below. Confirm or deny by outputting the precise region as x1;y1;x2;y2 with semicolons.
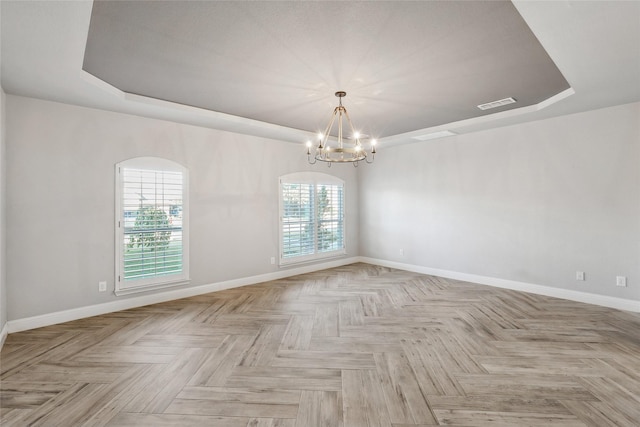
115;157;189;295
279;172;345;265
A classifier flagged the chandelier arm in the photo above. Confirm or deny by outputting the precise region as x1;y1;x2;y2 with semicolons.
319;107;340;150
342;109;358;143
342;108;364;160
337;109;341;147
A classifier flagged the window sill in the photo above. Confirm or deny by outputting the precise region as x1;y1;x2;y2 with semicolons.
114;279;191;296
279;250;346;268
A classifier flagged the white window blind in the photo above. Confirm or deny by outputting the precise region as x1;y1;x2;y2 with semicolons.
115;157;189;295
280;173;345;265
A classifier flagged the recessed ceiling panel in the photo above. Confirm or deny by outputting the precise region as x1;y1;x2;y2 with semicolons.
83;1;570;139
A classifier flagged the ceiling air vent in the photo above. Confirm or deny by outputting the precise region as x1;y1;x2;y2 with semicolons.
477;97;517;111
412;130;457;141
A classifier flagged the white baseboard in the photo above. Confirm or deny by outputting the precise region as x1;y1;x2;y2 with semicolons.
7;256;360;334
0;322;7;349
7;256;638;335
359;257;640;313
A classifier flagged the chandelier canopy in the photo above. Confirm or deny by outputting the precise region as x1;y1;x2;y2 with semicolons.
306;91;376;166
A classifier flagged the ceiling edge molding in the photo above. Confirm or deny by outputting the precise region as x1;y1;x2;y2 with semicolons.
79;70;125;99
379;87;575;147
80;63;575;149
80;69;315;144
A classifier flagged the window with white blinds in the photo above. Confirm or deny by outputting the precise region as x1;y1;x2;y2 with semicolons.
115;157;189;295
279;172;345;265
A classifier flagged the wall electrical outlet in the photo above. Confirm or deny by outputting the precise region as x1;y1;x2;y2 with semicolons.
399;248;404;256
616;276;627;287
270;257;276;265
576;271;585;281
98;281;107;292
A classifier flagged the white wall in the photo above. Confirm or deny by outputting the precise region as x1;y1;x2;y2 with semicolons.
5;95;359;320
359;102;640;303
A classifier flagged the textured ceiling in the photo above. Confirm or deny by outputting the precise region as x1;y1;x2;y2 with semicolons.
82;1;570;140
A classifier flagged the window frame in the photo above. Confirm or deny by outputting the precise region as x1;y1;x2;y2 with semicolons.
115;157;189;296
279;172;346;266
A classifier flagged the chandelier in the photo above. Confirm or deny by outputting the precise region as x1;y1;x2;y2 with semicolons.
306;91;376;166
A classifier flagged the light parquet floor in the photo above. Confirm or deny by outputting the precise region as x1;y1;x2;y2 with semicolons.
1;263;639;426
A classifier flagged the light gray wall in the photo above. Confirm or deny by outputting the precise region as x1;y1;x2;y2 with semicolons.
5;94;639;323
0;0;6;335
6;95;358;320
0;88;6;333
359;102;640;302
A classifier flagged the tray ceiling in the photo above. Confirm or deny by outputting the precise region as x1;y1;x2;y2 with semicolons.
82;1;570;140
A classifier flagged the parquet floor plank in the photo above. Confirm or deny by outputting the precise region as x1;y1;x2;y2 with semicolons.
294;390;343;427
247;418;296;427
271;350;376;370
1;263;639;426
342;369;392;427
456;374;598;401
225;366;342;391
280;315;315;351
431;409;585;426
105;413;251;427
374;352;438;424
239;324;288;367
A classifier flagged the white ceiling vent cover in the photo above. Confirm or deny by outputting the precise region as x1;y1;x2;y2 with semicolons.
412;130;457;141
477;97;517;110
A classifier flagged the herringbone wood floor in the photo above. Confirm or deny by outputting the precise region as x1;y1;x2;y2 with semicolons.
1;263;639;426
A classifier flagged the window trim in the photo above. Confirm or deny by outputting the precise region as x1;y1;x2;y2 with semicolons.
279;172;346;266
115;157;189;296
